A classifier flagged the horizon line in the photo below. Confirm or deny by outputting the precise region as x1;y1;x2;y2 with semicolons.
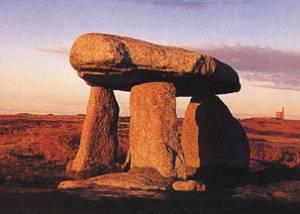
1;110;300;120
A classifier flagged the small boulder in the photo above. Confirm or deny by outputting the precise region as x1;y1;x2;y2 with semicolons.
172;180;205;192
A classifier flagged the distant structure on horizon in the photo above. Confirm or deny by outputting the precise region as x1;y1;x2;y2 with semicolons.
275;107;285;120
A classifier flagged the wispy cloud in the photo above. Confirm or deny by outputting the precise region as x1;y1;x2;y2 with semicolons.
118;0;246;10
34;47;69;55
53;101;86;106
191;45;300;90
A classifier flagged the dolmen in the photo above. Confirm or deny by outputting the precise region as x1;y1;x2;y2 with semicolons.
58;33;249;192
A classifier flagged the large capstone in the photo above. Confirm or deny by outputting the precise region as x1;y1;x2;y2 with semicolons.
181;96;249;177
130;82;185;178
67;86;119;178
70;33;240;96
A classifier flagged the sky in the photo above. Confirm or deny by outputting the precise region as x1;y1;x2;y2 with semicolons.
1;0;300;119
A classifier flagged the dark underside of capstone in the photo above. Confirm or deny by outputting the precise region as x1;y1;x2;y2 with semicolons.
78;67;240;96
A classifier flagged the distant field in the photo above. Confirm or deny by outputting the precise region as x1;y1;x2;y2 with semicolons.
0;114;299;213
241;117;300;167
1;114;299;171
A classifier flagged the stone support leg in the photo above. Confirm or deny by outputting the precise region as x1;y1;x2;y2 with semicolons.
180;98;201;177
67;86;119;178
181;96;249;177
130;82;184;178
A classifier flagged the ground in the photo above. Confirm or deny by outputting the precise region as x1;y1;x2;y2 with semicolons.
0;114;299;213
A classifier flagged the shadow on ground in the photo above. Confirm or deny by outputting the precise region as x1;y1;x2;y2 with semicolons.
1;161;300;214
0;187;299;214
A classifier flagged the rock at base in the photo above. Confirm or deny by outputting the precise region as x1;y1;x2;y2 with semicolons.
172;180;205;192
181;96;249;177
67;86;119;178
58;168;171;191
130;82;185;178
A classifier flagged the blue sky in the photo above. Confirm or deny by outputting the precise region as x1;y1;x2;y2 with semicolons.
1;0;300;118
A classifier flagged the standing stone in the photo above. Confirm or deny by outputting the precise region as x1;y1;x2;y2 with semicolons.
181;96;249;177
181;98;201;177
130;82;184;178
67;86;119;178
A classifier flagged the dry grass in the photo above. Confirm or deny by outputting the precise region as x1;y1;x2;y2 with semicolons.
0;114;300;213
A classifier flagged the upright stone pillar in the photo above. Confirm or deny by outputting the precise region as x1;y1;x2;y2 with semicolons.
67;86;119;178
130;82;184;178
181;98;201;177
181;96;249;177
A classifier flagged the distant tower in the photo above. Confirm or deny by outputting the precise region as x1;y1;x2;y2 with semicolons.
275;107;285;120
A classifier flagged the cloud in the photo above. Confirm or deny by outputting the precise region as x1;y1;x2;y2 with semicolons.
34;47;69;55
118;0;246;10
53;101;86;106
190;45;300;90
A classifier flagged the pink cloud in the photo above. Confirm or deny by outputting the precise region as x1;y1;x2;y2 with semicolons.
34;47;69;55
118;0;246;10
191;45;300;90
